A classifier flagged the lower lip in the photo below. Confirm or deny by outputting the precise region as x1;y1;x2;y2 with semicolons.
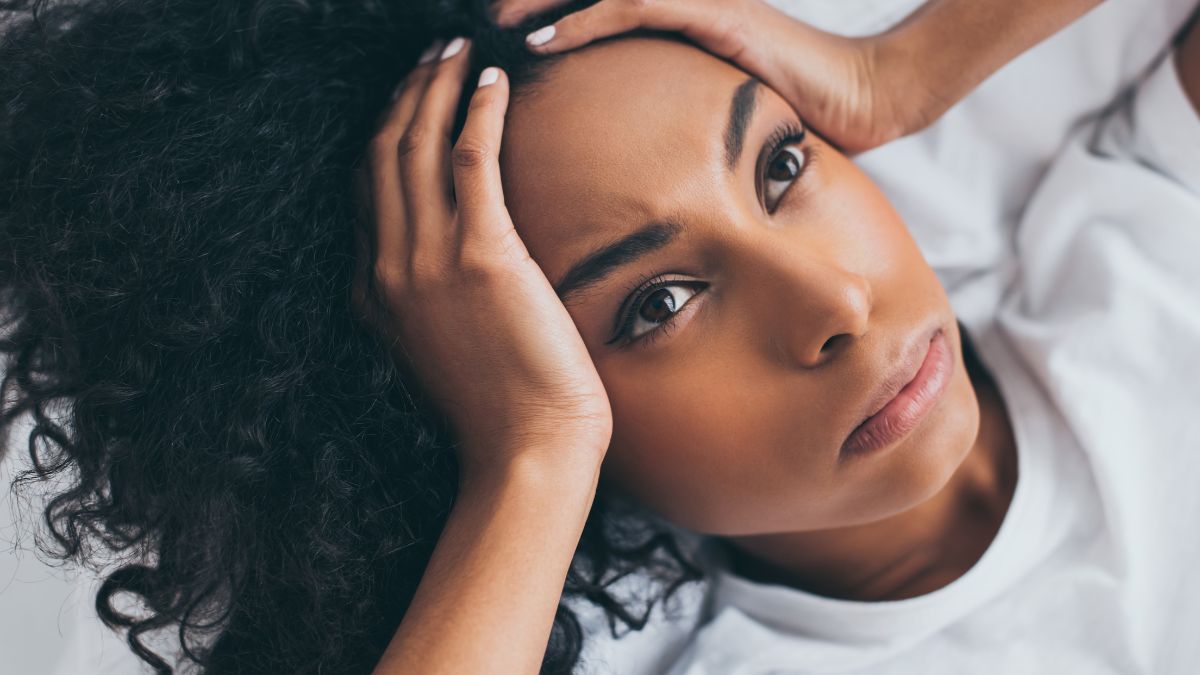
840;329;954;461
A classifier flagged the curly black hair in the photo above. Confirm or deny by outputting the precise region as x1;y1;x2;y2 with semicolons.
0;0;705;672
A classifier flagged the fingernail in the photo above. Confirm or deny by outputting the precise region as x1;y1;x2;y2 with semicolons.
418;40;444;64
526;25;555;48
390;81;403;101
478;67;499;87
440;37;466;60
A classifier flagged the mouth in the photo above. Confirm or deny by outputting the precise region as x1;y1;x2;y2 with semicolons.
839;324;954;462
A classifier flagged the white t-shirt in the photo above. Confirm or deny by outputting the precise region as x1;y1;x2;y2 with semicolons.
653;43;1200;675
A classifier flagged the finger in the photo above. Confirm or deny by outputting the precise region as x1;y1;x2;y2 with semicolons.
382;40;444;133
525;0;739;59
402;36;474;254
491;0;572;28
369;40;443;261
524;0;684;54
451;66;515;242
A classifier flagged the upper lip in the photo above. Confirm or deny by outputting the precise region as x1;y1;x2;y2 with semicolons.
847;323;942;436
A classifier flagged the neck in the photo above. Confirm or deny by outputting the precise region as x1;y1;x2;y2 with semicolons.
722;340;1018;601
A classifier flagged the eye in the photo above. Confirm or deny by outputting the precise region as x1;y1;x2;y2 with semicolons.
606;278;705;347
764;144;808;211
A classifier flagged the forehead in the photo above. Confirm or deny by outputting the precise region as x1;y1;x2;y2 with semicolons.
498;37;750;281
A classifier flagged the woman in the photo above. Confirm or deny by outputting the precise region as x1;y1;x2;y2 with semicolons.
362;2;1200;673
2;0;1196;673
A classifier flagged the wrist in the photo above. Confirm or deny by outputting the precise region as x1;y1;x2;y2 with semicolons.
457;438;605;504
869;26;950;140
752;3;927;152
1178;12;1200;115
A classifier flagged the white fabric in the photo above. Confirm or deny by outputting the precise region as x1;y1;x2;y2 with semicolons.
3;0;1198;673
657;33;1200;675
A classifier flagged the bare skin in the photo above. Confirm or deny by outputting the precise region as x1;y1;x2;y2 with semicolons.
725;352;1017;599
360;0;1195;672
496;35;1011;602
355;43;610;675
1180;10;1200;112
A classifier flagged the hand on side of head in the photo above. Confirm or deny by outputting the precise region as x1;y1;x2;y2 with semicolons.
353;37;613;485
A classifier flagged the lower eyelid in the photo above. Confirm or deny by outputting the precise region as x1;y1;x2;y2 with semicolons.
633;285;706;347
772;144;817;211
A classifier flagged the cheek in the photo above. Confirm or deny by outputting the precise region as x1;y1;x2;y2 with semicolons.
598;357;753;531
595;348;841;535
598;340;980;535
800;151;931;287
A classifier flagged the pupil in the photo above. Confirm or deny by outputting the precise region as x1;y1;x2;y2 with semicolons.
639;289;676;322
768;150;800;181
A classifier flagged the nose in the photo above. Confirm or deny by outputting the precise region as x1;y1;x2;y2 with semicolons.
756;248;872;369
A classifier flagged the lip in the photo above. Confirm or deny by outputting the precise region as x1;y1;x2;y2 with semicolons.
839;325;953;461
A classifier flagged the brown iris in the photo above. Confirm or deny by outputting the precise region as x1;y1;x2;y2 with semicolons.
638;288;677;322
767;148;802;182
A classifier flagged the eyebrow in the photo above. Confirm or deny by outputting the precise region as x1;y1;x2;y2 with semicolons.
554;220;683;305
725;77;761;170
553;77;762;306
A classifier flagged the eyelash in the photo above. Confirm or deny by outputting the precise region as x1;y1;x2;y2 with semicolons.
605;121;814;350
604;273;707;350
758;121;815;213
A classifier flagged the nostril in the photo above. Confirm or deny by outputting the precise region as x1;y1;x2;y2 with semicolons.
821;333;850;354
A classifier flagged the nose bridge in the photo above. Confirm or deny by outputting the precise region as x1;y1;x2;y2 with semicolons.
746;236;873;368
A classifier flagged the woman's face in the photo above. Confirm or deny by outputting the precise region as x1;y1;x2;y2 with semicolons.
498;37;980;536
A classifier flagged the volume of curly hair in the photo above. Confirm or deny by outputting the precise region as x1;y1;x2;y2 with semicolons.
0;0;704;671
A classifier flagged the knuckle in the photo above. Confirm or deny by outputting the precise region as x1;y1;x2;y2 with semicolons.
406;255;450;288
713;15;749;56
456;243;502;276
456;255;519;294
372;262;407;296
451;141;491;170
455;256;502;287
408;248;453;279
624;0;654;13
397;127;430;161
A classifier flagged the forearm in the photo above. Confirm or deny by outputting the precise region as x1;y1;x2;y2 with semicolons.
1177;10;1200;114
371;451;601;675
881;0;1107;129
